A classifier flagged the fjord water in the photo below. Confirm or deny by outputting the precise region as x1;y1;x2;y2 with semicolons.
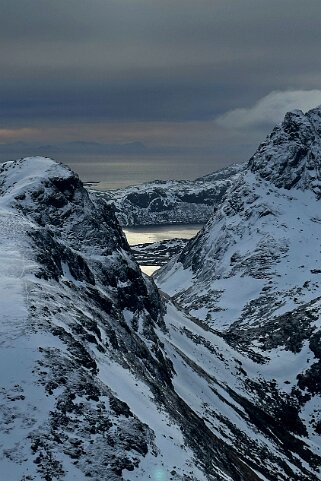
123;224;203;275
123;224;203;245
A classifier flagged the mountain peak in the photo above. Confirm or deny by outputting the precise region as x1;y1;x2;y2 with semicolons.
249;107;321;195
0;156;76;200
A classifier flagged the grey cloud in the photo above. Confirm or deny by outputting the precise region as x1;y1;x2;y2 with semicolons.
216;90;321;130
2;1;321;72
1;0;321;180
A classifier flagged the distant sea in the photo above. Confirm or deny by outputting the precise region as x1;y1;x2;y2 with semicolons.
61;154;221;191
1;153;226;191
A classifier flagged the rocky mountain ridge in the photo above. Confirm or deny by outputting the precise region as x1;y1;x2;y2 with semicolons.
249;108;321;194
0;157;174;481
91;163;244;226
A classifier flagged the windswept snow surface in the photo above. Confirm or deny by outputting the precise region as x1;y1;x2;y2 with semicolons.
0;210;57;481
159;302;321;480
98;360;210;481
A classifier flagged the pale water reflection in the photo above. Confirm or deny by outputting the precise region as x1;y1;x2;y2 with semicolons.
123;224;203;276
140;265;161;276
123;224;203;246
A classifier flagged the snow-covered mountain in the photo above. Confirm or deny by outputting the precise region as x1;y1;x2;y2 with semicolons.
92;163;244;226
0;156;266;481
2;154;321;481
156;107;321;478
0;157;174;481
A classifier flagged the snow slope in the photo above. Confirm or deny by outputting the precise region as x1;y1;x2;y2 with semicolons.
156;107;321;479
159;301;321;481
156;108;321;328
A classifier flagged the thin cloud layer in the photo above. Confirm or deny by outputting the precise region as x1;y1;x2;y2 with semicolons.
216;90;321;130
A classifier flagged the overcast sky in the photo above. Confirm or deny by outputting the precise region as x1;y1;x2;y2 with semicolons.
1;0;321;185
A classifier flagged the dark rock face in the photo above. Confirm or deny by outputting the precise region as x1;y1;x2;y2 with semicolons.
2;158;164;329
249;108;321;195
30;346;152;481
131;238;188;267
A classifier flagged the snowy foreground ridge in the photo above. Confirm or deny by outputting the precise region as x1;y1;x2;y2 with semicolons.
1;104;321;481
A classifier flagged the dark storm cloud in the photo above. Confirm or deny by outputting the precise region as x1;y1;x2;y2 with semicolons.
1;0;321;180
